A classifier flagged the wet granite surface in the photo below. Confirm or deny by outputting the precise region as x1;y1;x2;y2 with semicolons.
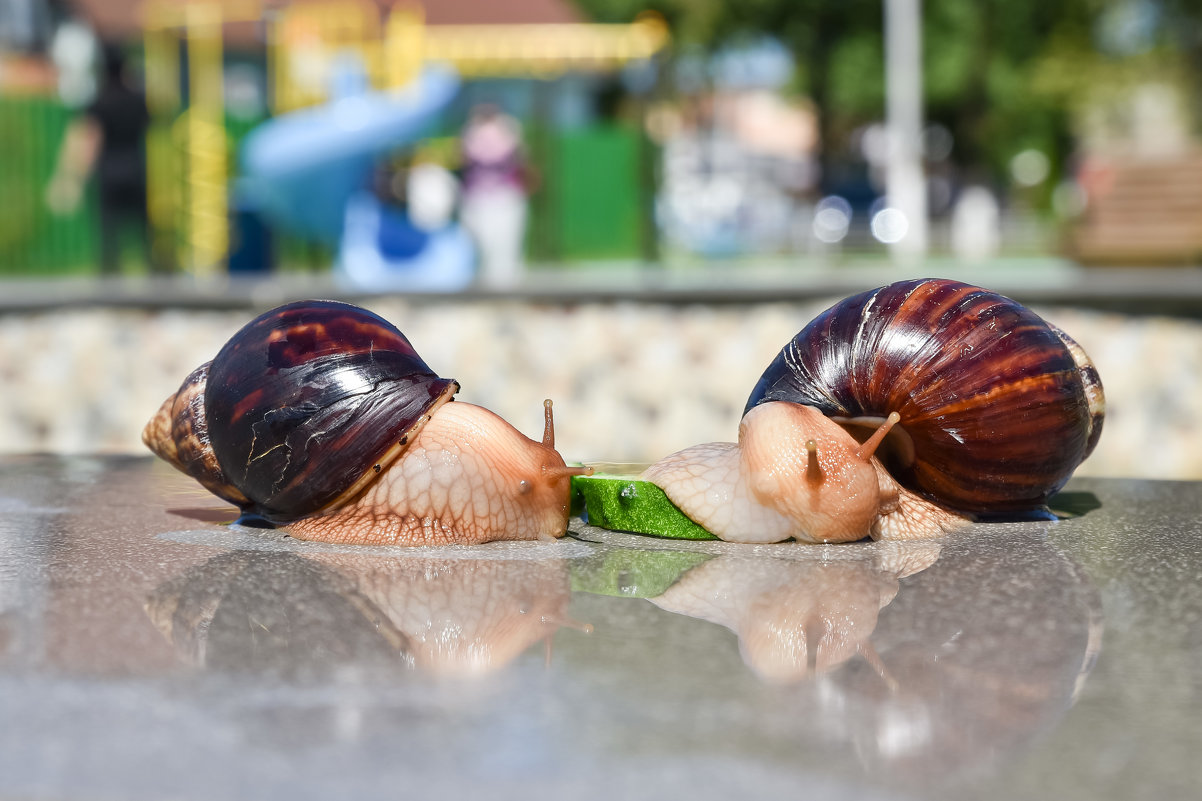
0;456;1199;800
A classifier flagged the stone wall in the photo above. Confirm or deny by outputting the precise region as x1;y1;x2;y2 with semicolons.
0;298;1197;480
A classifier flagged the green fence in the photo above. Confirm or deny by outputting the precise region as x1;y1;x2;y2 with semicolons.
0;96;98;275
0;95;654;276
529;124;653;263
553;125;651;261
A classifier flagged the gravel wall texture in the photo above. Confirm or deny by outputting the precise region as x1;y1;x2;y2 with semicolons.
0;297;1194;480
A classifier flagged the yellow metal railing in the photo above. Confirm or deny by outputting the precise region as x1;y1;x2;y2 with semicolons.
417;14;669;77
270;5;669;108
182;3;229;276
144;1;263;275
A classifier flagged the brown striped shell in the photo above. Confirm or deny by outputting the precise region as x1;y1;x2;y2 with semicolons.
144;300;456;523
746;279;1104;516
142;361;250;509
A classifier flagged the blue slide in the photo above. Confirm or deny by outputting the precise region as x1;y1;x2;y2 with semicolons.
240;64;475;290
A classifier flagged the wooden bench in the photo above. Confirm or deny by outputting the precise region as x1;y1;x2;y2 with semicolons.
1069;153;1202;265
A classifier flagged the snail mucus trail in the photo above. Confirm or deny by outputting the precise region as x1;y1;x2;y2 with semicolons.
642;279;1105;544
143;300;591;546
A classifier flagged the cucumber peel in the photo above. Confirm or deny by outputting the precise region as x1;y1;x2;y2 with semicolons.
571;471;719;541
571;547;713;598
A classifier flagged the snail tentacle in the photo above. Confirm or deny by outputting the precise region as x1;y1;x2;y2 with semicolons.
856;412;901;462
804;440;822;485
542;398;555;449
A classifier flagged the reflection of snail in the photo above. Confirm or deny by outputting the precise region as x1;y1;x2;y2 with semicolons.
649;542;941;684
312;554;587;675
838;531;1104;784
644;279;1105;542
145;550;578;676
144;551;402;674
143;300;589;545
625;528;1103;785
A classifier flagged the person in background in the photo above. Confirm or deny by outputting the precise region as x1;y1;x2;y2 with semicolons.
46;44;153;275
458;103;532;289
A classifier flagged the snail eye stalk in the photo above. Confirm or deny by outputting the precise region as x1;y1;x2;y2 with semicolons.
542;464;593;481
542;399;555;449
805;439;823;485
856;412;901;462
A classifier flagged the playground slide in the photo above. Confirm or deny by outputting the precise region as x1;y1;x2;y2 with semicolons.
240;65;474;289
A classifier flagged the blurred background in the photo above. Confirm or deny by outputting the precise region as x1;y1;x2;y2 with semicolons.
1;0;1201;480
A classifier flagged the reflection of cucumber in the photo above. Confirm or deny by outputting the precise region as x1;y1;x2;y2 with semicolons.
571;547;713;598
572;473;718;541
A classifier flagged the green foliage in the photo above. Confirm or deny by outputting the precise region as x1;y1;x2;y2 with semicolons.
571;0;1202;201
828;36;885;117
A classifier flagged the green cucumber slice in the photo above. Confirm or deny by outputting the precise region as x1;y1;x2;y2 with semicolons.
571;547;714;598
571;471;719;541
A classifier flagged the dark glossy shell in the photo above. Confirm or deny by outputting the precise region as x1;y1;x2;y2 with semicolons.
745;279;1104;515
204;300;456;521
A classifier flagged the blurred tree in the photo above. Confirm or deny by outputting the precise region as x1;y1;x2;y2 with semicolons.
1137;0;1202;116
573;0;1200;207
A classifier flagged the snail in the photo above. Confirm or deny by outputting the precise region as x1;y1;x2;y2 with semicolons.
643;278;1105;543
143;299;590;546
650;542;941;684
145;549;585;676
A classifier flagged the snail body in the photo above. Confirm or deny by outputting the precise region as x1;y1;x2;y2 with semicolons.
644;279;1105;543
144;300;587;546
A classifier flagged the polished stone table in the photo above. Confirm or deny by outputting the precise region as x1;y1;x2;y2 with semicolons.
1;456;1198;799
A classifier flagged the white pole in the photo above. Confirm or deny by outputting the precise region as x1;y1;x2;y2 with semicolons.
884;0;928;260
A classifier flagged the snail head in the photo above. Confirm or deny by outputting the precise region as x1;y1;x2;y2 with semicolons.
404;398;591;543
739;403;900;544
